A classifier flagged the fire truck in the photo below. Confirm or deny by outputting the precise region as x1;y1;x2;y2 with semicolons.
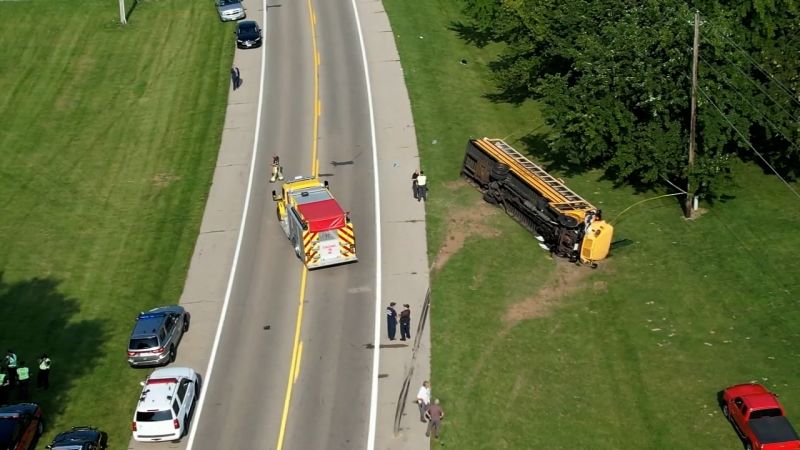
461;138;613;265
272;176;357;269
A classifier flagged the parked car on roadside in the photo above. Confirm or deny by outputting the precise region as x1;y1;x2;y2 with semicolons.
235;20;262;49
0;403;44;450
131;367;200;442
215;0;245;22
127;305;190;368
46;426;107;450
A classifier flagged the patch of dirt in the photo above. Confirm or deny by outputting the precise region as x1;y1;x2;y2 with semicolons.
502;259;593;326
685;207;709;220
441;179;466;191
152;173;181;188
431;200;500;272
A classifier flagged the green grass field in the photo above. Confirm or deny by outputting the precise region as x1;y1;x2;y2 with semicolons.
383;0;800;448
0;0;232;446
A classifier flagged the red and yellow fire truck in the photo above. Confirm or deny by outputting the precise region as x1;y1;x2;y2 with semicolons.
272;176;357;269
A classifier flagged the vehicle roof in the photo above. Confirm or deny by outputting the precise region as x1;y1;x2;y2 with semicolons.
0;420;16;446
750;416;800;444
237;20;258;28
296;199;346;232
0;403;39;415
137;368;196;412
51;427;101;447
131;306;182;337
726;384;783;410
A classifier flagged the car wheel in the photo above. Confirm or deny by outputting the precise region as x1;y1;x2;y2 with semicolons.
745;441;753;450
37;419;44;435
183;313;191;333
722;404;729;419
169;345;176;364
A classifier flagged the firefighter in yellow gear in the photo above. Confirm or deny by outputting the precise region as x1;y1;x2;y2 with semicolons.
270;155;284;183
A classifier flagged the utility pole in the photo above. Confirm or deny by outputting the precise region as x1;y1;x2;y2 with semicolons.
685;10;700;218
119;0;127;24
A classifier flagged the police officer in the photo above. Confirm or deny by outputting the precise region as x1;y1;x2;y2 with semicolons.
16;361;30;400
5;350;18;387
0;369;9;404
399;304;412;341
37;354;51;390
386;302;398;340
416;171;428;202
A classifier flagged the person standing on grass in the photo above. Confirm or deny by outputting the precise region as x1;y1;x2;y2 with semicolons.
37;353;51;390
425;398;444;439
386;302;398;340
415;380;431;422
5;350;18;387
16;361;30;400
0;369;9;404
399;304;411;341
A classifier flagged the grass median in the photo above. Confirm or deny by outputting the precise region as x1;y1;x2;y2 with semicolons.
383;0;800;448
0;0;233;445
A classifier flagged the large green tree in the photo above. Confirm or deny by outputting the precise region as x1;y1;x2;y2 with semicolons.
462;0;799;195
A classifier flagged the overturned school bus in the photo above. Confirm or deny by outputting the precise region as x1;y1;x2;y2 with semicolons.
461;138;613;265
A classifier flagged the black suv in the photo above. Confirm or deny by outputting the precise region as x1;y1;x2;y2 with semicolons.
235;20;262;49
46;426;107;450
0;403;44;450
127;306;190;367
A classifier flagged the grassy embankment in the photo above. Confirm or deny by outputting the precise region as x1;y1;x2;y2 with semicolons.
384;0;800;448
0;0;232;445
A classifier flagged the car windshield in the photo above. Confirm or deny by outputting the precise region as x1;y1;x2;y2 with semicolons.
216;0;240;6
52;445;85;450
136;410;173;422
129;337;159;350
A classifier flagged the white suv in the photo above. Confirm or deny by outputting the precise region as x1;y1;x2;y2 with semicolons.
131;367;199;442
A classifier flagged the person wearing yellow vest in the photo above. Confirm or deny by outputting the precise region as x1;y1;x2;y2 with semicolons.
0;369;9;404
16;361;30;400
37;354;51;390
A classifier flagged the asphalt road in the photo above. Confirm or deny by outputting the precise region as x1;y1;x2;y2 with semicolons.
189;0;375;448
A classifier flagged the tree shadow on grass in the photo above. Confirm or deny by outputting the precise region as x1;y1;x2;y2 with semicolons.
0;271;108;425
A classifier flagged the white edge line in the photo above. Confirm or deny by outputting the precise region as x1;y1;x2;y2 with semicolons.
349;0;382;448
185;0;268;447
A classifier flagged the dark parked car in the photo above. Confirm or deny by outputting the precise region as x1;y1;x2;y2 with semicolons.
0;403;44;450
236;20;262;49
127;305;190;367
46;426;107;450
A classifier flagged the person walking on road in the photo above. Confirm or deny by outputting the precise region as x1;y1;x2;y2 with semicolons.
411;169;420;200
37;354;51;390
399;304;411;341
416;170;428;202
415;380;431;422
425;398;445;439
270;155;284;182
386;302;398;340
16;361;30;400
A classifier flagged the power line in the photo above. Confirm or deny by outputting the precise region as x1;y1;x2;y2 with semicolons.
698;54;799;150
696;85;800;200
706;24;800;110
706;44;800;124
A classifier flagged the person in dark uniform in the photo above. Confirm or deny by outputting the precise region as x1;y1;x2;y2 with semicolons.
411;170;420;200
386;302;398;340
399;304;411;341
5;349;18;387
0;369;9;404
37;354;51;390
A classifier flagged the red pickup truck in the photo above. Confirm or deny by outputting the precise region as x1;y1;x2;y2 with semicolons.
722;384;800;450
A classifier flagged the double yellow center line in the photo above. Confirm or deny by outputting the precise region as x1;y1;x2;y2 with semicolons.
276;0;320;448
